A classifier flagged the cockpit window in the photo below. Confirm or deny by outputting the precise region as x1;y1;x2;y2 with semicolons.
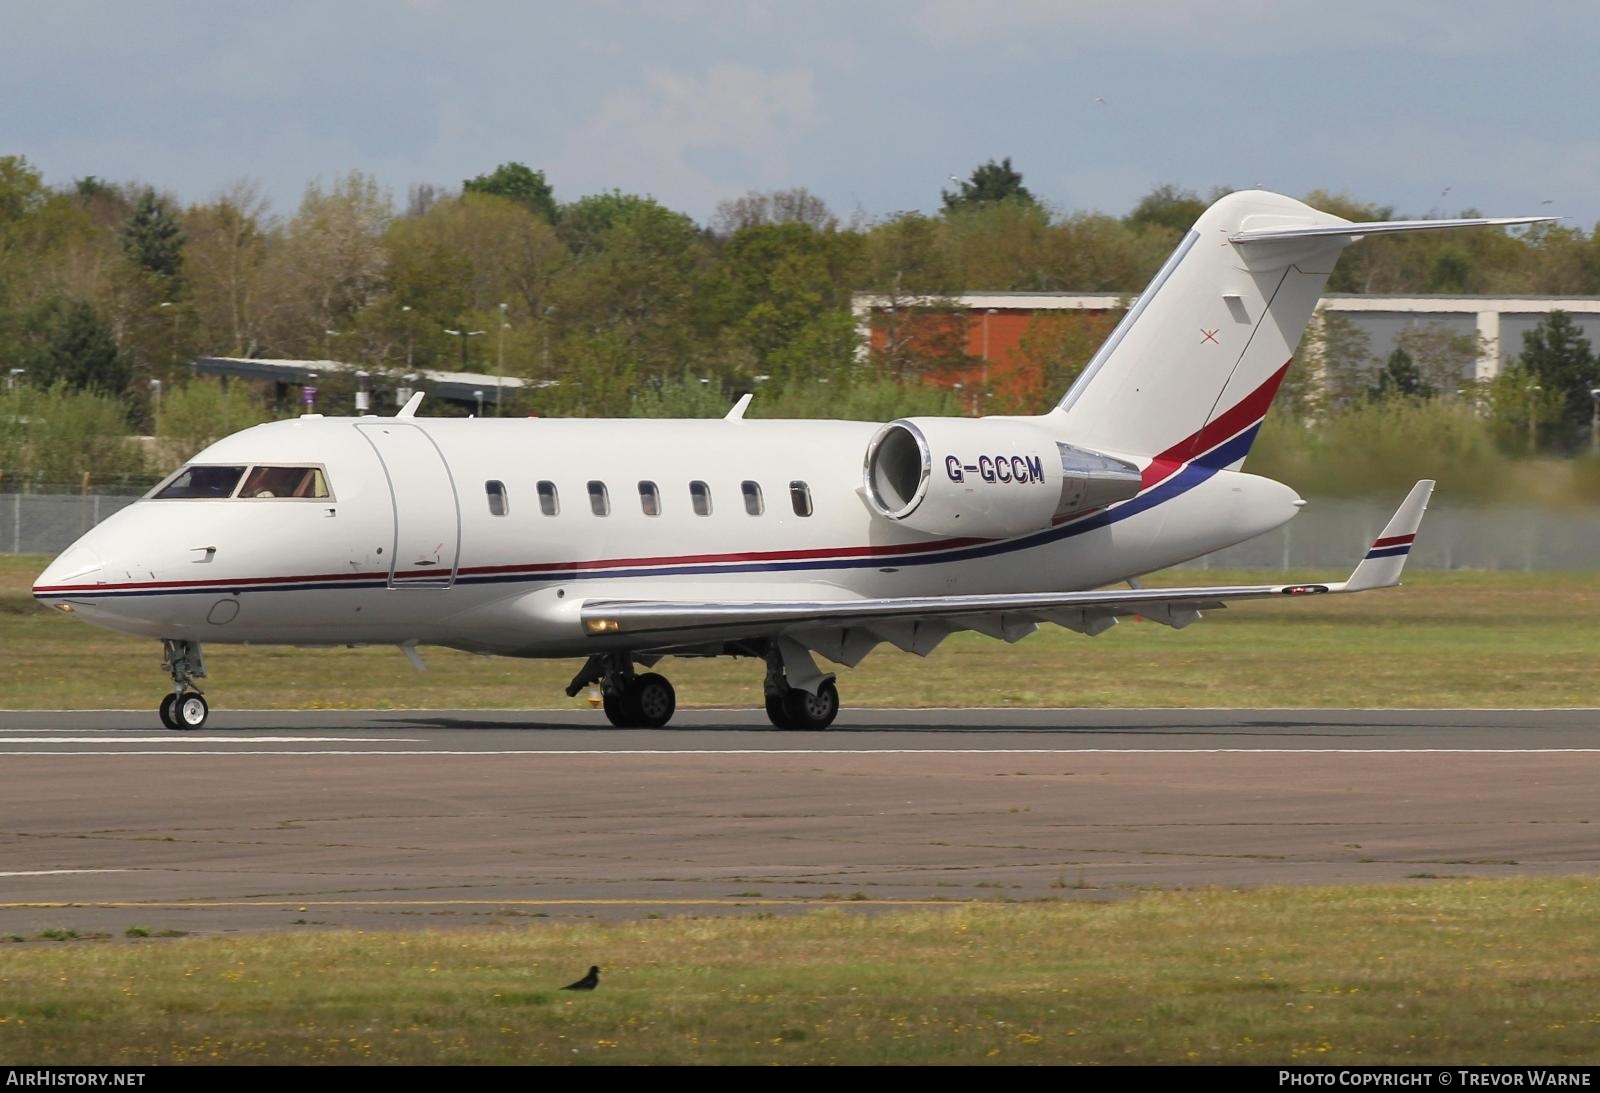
239;466;331;499
150;464;333;500
151;465;247;499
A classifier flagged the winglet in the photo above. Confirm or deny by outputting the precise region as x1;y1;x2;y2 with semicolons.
397;392;424;418
1344;480;1434;592
724;393;753;421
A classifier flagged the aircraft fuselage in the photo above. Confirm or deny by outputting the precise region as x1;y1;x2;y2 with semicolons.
33;413;1300;657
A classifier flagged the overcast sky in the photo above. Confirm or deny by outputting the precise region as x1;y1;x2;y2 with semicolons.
5;0;1598;228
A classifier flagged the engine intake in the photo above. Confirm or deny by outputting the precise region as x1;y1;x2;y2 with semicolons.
863;418;1142;538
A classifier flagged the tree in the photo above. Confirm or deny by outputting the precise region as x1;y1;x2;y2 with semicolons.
711;188;837;235
121;188;186;280
1370;346;1433;399
1514;309;1599;451
1393;322;1482;396
0;155;48;221
1299;309;1373;411
183;181;273;357
463;163;557;224
1481;362;1566;455
941;158;1033;211
940;199;1058;291
1124;184;1211;236
16;297;129;392
260;172;392;357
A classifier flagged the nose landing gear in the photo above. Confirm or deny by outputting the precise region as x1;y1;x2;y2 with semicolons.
157;639;208;731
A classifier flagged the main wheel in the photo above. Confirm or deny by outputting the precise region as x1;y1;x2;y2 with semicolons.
779;680;839;730
765;693;796;730
602;690;631;728
174;692;209;731
158;693;181;731
630;673;676;729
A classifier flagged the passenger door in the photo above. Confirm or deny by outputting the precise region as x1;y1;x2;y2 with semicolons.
355;423;460;588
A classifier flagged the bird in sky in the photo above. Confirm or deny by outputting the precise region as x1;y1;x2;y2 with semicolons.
562;966;600;991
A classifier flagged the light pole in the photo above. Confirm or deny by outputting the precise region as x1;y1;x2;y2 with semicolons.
541;305;556;379
5;368;22;391
496;303;508;416
1590;388;1600;454
158;301;178;371
980;307;997;416
323;329;340;361
355;370;370;414
401;305;414;369
443;327;486;371
473;389;484;417
1527;383;1542;453
149;378;162;434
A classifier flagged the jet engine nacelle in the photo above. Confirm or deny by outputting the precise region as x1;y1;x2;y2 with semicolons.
863;418;1144;539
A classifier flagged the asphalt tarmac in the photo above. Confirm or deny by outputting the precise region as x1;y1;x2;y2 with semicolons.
1;707;1596;937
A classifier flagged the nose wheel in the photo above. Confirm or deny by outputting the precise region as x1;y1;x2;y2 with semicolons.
158;639;209;731
159;691;209;731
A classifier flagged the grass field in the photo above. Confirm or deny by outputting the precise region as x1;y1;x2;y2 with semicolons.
4;555;1597;710
0;879;1595;1065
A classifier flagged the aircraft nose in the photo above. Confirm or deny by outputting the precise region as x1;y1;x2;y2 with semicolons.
34;543;105;599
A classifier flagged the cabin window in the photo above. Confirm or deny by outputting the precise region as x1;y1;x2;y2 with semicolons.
485;480;508;516
638;480;661;516
790;481;813;517
151;465;247;499
588;480;611;516
690;480;712;516
537;480;559;516
239;466;332;500
741;480;764;516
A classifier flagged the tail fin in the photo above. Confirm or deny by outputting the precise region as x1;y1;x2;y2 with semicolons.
1051;191;1551;470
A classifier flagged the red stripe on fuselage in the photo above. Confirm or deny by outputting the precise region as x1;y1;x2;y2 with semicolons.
1140;360;1291;489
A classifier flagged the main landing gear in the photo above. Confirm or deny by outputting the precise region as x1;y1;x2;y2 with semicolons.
568;654;677;728
157;639;208;731
567;644;841;731
762;643;840;731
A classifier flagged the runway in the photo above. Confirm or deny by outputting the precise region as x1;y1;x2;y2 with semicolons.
1;707;1596;938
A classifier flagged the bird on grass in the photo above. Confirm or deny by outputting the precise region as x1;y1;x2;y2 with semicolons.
562;966;600;991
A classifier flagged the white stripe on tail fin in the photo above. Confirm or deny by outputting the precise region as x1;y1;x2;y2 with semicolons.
1049;191;1553;467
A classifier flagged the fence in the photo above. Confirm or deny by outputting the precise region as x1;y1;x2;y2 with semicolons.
4;492;1599;570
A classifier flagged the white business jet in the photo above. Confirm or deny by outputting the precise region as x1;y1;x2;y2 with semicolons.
33;191;1547;731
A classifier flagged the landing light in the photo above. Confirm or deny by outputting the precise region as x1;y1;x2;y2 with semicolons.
52;603;75;613
585;618;621;634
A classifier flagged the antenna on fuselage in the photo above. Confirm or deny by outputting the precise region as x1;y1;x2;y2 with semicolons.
396;392;424;418
724;393;753;421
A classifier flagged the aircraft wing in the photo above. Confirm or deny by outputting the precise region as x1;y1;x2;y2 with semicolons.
580;481;1434;660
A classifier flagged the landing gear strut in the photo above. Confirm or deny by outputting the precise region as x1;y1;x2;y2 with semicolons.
568;653;677;728
763;644;840;730
157;639;208;731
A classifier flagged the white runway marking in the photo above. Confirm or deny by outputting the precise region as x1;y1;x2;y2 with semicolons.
4;706;1598;713
0;737;424;744
0;869;130;877
6;748;1600;757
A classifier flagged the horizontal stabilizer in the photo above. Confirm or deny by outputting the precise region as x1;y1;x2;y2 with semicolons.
1230;216;1554;245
